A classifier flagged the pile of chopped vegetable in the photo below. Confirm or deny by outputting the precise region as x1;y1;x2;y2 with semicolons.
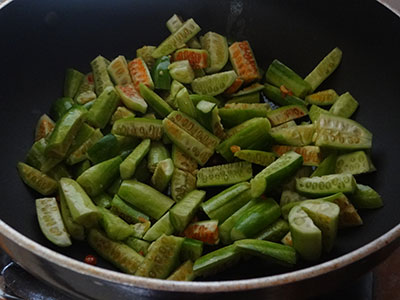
17;14;383;281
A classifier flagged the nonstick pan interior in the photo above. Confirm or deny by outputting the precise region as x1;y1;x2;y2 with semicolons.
0;0;399;281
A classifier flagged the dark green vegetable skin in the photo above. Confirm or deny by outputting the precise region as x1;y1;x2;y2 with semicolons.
152;56;172;90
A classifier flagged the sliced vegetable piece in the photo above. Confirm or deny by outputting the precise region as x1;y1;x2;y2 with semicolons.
219;103;271;128
300;200;340;252
35;114;55;141
90;55;113;95
67;128;103;165
200;31;229;73
112;117;163;140
110;194;149;224
311;153;337;177
130;220;151;239
230;197;281;241
136;45;156;69
309;104;330;123
46;106;87;159
128;57;154;91
270;124;315;147
169;190;205;232
59;191;85;240
115;84;148;114
167;111;220;150
235;239;296;266
351;184;383;209
189;94;222;107
171;144;198;173
250;151;303;198
152;55;171;90
174;48;208;69
87;86;119;129
281;232;293;247
36;197;72;247
234;150;276;167
169;60;195;84
59;178;101;228
263;83;306;107
152;18;201;58
151;158;174;192
229;41;261;84
201;182;250;218
280;190;306;207
191;70;237;96
86;133;119;164
217;118;272;161
120;139;151;180
193;244;240;276
143;212;174;242
147;141;170;173
331;193;363;228
329;92;359;118
305;89;339;106
266;59;311;98
26;138;62;173
167;260;195;281
76;156;122;197
135;234;184;279
219;199;258;244
183;220;219;245
51;98;76;125
171;168;197;201
181;238;203;262
75;73;96;105
176;87;197;118
166;14;201;49
255;219;290;242
118;180;174;220
289;205;322;261
272;145;321;166
267;105;308;127
165;79;184;108
224;77;244;95
304;47;343;92
98;207;134;241
296;174;357;197
270;120;297;133
17;162;58;195
335;150;375;175
88;228;144;274
226;92;260;104
111;106;135;125
139;83;173;118
162;119;214;166
196;162;252;187
64;68;84;98
107;55;132;85
313;114;372;150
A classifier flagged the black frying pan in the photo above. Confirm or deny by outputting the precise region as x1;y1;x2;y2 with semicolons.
0;0;399;298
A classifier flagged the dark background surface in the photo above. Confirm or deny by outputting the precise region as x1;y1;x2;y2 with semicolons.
0;0;399;281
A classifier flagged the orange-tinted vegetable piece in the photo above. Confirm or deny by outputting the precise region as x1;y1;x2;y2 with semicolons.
35;114;55;141
229;41;261;84
173;49;208;70
224;77;244;95
183;220;219;245
128;58;154;92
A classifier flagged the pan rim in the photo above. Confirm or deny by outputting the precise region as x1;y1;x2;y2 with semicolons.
0;218;399;293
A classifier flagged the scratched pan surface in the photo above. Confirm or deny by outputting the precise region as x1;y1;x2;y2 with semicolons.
0;0;399;299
